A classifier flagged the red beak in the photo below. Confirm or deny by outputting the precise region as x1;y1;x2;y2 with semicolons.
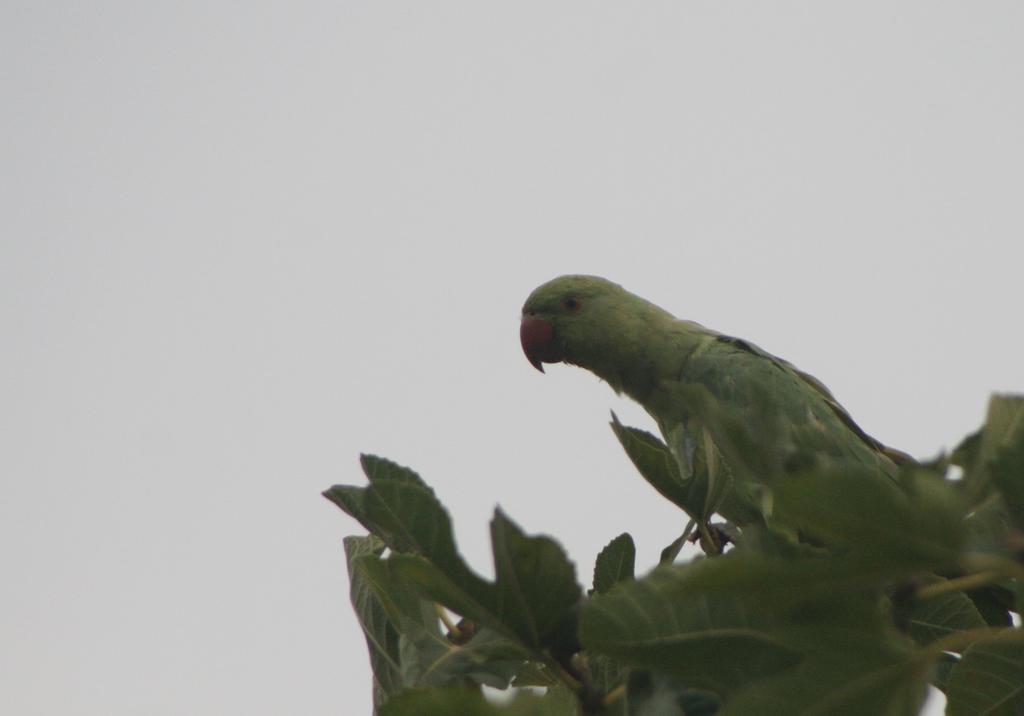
520;315;561;373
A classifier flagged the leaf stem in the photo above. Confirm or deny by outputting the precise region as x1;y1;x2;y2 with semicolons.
435;604;461;640
548;659;582;693
602;684;626;707
698;521;722;556
914;571;1002;600
960;552;1024;580
924;626;1011;657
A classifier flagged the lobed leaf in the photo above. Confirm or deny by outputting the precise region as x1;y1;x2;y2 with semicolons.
344;536;407;709
326;455;502;630
965;584;1017;629
359;454;430;487
580;565;801;694
718;644;925;716
490;509;582;650
894;579;987;646
963;395;1024;508
593;533;636;595
382;510;581;653
964;496;1016;555
414;627;531;690
331;399;1024;715
773;466;965;571
945;629;1024;716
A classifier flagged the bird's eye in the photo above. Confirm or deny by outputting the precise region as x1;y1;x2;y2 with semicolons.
562;297;580;312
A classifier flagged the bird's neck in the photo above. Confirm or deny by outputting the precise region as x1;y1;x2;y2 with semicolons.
573;305;709;404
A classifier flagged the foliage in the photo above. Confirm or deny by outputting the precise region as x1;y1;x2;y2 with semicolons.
325;395;1024;715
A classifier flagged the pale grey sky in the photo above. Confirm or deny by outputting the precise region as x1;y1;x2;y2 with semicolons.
2;3;1022;715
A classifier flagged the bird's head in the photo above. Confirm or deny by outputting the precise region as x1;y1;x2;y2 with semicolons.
520;275;633;374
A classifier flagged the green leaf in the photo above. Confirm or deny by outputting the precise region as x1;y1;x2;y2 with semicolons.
987;415;1024;531
964;395;1024;507
360;454;430;487
509;661;560;688
964;496;1016;555
378;686;489;716
415;627;532;690
945;629;1024;716
324;455;432;535
344;536;406;708
660;382;781;486
489;512;585;651
346;534;535;700
387;555;503;638
719;593;925;716
581;542;941;711
589;653;628;707
386;509;582;652
951;430;982;474
635;547;896;616
324;484;373;529
773;466;964;571
361;476;501;625
893;579;986;646
658;530;690;566
328;457;582;654
490;509;582;650
610;413;706;519
930;652;960;693
324;465;431;546
964;584;1015;628
717;637;925;716
992;458;1024;533
732;524;821;560
379;684;580;716
580;565;801;694
326;456;499;612
362;478;465;567
593;533;636;594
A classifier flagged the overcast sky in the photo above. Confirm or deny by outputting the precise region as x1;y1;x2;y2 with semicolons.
2;3;1022;715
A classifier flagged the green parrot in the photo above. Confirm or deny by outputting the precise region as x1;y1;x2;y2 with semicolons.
520;275;912;530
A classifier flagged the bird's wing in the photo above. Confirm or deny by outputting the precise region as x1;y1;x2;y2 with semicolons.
667;334;908;477
722;336;915;466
